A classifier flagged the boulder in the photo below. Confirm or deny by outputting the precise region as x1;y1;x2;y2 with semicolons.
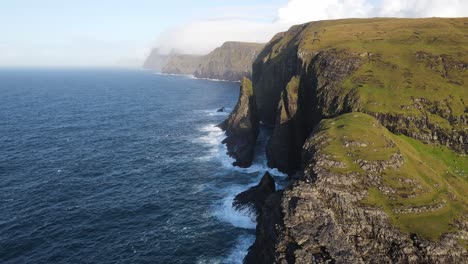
233;172;276;214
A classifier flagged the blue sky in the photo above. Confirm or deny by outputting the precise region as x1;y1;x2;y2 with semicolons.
0;0;284;66
1;0;466;67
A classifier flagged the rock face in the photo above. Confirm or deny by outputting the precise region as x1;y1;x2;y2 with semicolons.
161;54;203;75
252;17;468;173
233;172;276;214
218;78;259;167
194;41;264;81
265;51;362;173
241;18;468;263
143;41;264;81
142;48;168;72
246;113;468;263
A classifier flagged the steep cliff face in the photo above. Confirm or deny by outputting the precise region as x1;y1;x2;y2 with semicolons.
218;78;259;167
142;48;169;72
161;54;203;75
243;17;468;263
253;17;468;173
247;113;468;263
194;41;264;81
144;41;264;81
266;51;362;173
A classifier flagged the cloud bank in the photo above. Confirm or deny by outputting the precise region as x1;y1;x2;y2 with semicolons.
154;0;468;55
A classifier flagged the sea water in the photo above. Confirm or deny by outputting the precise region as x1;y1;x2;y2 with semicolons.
0;69;285;264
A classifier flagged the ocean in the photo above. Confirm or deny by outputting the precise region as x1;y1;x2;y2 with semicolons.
0;69;286;264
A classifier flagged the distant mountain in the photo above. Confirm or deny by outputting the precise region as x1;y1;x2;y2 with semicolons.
161;54;203;75
143;41;265;81
142;49;168;72
194;41;265;81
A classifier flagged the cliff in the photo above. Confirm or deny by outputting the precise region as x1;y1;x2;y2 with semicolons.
142;48;168;72
194;41;264;81
248;113;467;263
233;18;468;263
218;78;259;167
252;17;468;173
144;41;264;81
161;54;203;75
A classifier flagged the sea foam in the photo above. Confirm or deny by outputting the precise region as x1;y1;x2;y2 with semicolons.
212;186;256;230
193;124;287;177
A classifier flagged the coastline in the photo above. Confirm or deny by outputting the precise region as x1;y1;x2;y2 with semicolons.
152;71;241;83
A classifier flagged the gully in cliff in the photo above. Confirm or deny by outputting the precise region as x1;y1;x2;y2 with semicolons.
218;77;259;167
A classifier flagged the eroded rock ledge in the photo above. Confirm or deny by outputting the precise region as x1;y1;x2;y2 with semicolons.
233;172;276;215
246;113;467;263
218;78;259;167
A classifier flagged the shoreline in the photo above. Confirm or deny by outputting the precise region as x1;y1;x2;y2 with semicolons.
152;71;242;83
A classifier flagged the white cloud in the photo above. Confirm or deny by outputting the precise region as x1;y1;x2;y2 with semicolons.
277;0;373;25
278;0;468;25
155;19;286;55
378;0;468;18
153;0;468;55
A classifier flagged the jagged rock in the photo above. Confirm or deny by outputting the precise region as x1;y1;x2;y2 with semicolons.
265;51;362;173
244;191;284;264
233;172;276;214
218;78;259;167
217;107;226;113
246;113;467;264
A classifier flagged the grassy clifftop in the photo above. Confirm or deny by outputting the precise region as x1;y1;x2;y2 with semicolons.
246;18;468;262
256;17;467;120
254;18;467;175
312;113;467;241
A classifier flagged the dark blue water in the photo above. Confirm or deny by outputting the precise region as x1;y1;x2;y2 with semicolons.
0;69;285;264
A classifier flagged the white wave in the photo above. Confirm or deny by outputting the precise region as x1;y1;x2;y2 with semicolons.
192;124;235;164
222;235;255;264
189;75;241;83
193;124;288;178
195;108;232;117
155;72;194;78
212;189;256;230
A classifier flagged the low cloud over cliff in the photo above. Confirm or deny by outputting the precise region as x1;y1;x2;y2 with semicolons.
154;0;468;55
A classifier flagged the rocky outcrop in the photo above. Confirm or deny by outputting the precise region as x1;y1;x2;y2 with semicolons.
233;172;276;215
240;18;468;263
251;18;468;173
194;41;264;81
218;78;259;167
161;54;203;75
266;51;362;173
246;113;468;263
142;48;168;72
144;41;264;81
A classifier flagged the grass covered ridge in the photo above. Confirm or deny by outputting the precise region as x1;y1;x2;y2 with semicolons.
313;113;467;241
256;18;467;150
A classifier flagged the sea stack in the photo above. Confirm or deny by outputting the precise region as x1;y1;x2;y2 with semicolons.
232;172;276;215
218;78;259;167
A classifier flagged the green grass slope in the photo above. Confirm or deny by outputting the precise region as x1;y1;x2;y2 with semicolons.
314;112;467;241
254;18;467;153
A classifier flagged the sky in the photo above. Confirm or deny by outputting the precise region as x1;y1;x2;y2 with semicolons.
0;0;467;67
